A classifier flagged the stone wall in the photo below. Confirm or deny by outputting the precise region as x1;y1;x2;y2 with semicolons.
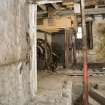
77;16;105;64
0;0;29;65
0;62;31;105
0;0;31;105
88;16;105;63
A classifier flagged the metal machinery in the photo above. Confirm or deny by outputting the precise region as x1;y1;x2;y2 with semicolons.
37;38;59;71
52;30;77;68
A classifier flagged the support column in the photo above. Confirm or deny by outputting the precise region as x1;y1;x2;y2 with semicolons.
29;4;37;96
80;0;89;105
72;33;77;65
65;29;69;68
44;33;48;69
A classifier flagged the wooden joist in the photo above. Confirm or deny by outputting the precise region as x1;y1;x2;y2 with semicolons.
85;0;97;6
38;15;77;32
36;0;62;5
52;3;59;10
38;7;105;18
38;4;46;11
85;8;105;15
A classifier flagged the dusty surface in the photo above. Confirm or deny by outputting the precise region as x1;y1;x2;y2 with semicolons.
36;71;72;105
28;69;105;105
0;0;29;65
0;62;31;105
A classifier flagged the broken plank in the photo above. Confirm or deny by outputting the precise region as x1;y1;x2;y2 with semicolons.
89;88;105;105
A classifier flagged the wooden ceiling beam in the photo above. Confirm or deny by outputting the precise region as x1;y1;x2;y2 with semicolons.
85;8;105;15
37;7;105;19
37;0;62;5
38;4;46;11
52;3;59;10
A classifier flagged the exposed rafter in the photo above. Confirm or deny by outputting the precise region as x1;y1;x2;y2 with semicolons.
38;4;46;11
52;3;59;10
38;7;105;19
85;8;105;15
36;0;63;5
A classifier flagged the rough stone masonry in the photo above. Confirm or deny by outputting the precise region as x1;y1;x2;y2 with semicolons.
0;0;32;105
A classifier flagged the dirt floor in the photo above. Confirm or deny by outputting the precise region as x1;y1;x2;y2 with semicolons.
28;69;105;105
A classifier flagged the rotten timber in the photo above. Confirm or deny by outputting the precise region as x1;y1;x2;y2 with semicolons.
65;29;69;68
89;88;105;105
38;4;46;11
85;8;105;15
38;8;105;18
36;0;62;5
29;4;37;96
89;96;100;105
44;33;48;69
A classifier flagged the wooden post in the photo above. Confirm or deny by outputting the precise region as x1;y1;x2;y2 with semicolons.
65;29;69;68
44;33;48;69
29;3;37;96
72;33;77;65
80;0;89;105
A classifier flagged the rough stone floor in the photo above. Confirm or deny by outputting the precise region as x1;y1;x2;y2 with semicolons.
28;69;105;105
